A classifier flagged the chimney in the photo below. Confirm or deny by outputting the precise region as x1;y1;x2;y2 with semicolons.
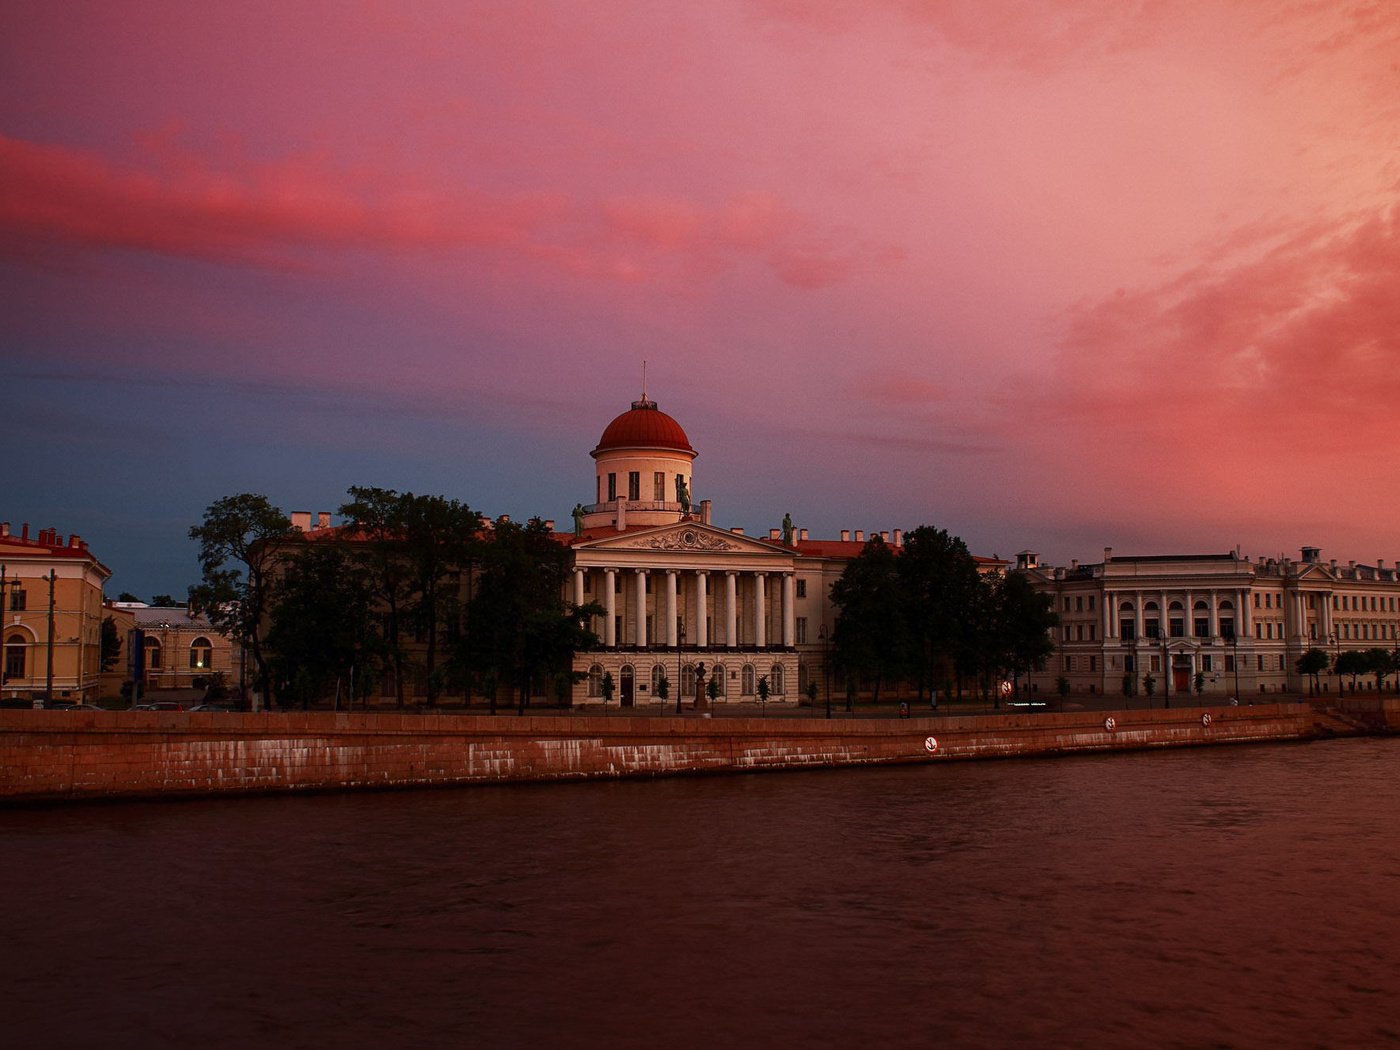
0;522;7;537
880;531;890;543
855;530;865;542
769;528;781;540
69;534;81;548
1103;547;1113;563
1016;551;1038;570
840;530;850;542
700;499;712;525
290;511;312;532
317;511;331;530
542;519;554;531
615;499;626;532
730;527;744;535
21;523;29;540
893;529;902;546
799;528;809;542
1071;559;1079;570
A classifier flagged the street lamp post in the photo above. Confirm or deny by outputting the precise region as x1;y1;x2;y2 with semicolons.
1161;627;1171;710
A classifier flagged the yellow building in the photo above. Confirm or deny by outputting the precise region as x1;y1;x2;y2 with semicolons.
1;522;111;704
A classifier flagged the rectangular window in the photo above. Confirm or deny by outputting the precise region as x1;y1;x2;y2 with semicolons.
628;472;640;501
653;472;665;501
1075;596;1083;612
1220;618;1235;640
1064;597;1071;612
1089;624;1096;641
1194;618;1209;637
796;617;808;644
1088;596;1096;611
1089;656;1097;672
1125;655;1135;673
1121;619;1136;641
1257;655;1265;671
1150;655;1161;673
796;579;807;598
10;590;25;612
608;473;617;500
1254;593;1261;608
1279;655;1287;670
1170;618;1184;638
1225;655;1235;672
1202;655;1213;672
1064;657;1072;672
1076;625;1084;641
1145;619;1159;639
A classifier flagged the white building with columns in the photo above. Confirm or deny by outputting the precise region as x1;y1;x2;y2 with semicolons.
1019;546;1400;700
563;395;808;706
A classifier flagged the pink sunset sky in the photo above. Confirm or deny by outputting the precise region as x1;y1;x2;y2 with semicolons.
3;1;1399;594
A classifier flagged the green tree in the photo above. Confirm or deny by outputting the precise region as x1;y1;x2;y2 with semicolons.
1194;670;1206;696
1296;648;1330;696
1055;675;1071;698
707;675;720;703
656;671;670;703
116;591;140;603
988;571;1057;702
150;594;176;607
1335;649;1367;692
100;615;122;672
189;493;293;707
830;535;906;703
1143;673;1157;699
757;673;770;714
265;542;383;709
1362;648;1395;693
465;517;600;715
898;526;984;701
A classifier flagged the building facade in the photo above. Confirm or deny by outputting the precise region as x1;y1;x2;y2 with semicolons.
1020;546;1400;699
112;602;239;697
0;522;111;703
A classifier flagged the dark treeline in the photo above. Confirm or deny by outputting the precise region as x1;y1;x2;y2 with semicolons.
829;525;1058;705
188;488;600;711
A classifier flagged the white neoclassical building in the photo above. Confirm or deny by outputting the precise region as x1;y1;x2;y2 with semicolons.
563;395;806;706
1019;546;1400;700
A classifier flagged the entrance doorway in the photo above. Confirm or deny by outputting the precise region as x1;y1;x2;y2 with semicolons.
620;665;635;707
1173;667;1191;695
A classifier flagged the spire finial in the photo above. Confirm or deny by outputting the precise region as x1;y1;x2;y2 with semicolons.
641;359;648;400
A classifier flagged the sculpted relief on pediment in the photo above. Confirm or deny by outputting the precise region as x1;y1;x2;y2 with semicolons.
623;527;741;552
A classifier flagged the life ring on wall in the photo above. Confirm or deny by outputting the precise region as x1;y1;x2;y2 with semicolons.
1103;717;1117;732
924;736;939;752
1201;713;1213;727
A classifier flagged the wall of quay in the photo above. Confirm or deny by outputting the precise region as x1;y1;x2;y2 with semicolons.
0;703;1338;803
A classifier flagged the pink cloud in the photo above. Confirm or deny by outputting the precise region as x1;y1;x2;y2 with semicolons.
0;132;895;290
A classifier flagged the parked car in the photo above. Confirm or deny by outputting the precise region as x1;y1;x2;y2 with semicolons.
57;704;107;713
129;703;158;710
188;704;232;713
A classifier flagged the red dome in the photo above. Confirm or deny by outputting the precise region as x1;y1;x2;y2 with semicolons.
592;398;696;456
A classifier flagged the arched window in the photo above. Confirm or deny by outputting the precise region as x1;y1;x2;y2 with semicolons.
742;664;756;695
189;636;213;670
587;664;603;697
1220;599;1235;610
1169;601;1184;612
770;664;785;695
144;637;162;670
1193;601;1208;611
710;663;726;697
3;632;25;680
1119;601;1134;612
651;664;667;694
681;663;696;696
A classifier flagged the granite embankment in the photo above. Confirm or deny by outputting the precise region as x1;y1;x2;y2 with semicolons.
6;700;1396;802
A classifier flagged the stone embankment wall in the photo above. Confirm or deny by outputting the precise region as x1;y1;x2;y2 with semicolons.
0;703;1342;803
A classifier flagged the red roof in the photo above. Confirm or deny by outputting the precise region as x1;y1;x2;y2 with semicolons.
592;399;695;457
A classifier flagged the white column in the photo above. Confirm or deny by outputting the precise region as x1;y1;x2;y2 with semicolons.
665;570;678;647
573;568;585;609
782;572;796;648
754;572;767;648
1105;590;1115;639
1209;590;1219;639
725;572;738;646
1240;587;1252;636
695;571;709;648
635;569;648;647
604;569;616;647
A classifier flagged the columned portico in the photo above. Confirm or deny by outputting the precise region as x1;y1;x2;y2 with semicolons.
634;569;648;647
665;570;678;647
603;569;617;646
753;572;767;647
725;572;738;646
782;572;796;647
695;571;708;647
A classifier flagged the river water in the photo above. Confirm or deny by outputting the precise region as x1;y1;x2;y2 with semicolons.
4;739;1400;1049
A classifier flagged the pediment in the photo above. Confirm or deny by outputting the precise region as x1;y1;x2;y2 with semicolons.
576;522;789;557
